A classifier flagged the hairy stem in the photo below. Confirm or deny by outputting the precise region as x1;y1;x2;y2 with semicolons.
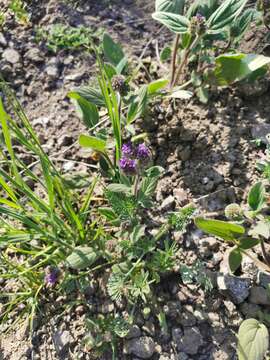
169;34;180;89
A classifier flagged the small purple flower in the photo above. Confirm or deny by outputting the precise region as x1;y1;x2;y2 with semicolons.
122;142;134;157
44;267;59;287
196;13;205;22
119;157;137;175
136;143;151;162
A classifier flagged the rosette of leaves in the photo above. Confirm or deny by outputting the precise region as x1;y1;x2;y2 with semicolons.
153;0;270;102
195;181;270;273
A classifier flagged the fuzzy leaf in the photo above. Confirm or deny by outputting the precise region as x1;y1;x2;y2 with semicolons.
237;319;269;360
195;218;245;241
66;247;98;270
152;12;190;33
148;79;168;95
69;92;99;128
68;87;105;107
155;0;185;14
248;182;265;212
207;0;248;31
107;183;132;195
127;85;148;124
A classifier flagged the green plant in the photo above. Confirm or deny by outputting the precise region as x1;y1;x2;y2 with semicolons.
36;24;104;53
0;81;104;330
153;0;270;102
9;0;29;24
195;181;270;273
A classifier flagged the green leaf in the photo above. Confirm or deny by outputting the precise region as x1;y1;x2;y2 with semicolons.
98;207;117;221
229;248;242;272
68;88;105;107
230;8;255;43
195;218;245;241
69;92;99;128
107;183;132;195
238;237;260;249
160;46;172;62
248;182;265;212
148;79;168;95
79;134;106;153
103;33;125;67
207;0;248;32
152;12;190;33
187;0;219;19
155;0;185;14
213;53;270;86
237;319;269;360
145;166;164;177
196;86;209;104
127;85;148;124
66;247;98;270
104;63;117;80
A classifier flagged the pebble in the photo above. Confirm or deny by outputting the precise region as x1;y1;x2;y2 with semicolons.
0;32;7;47
251;123;270;145
126;325;141;339
257;271;270;289
126;336;155;359
249;286;270;305
2;48;21;64
53;330;73;356
160;195;175;211
176;326;203;355
24;47;44;63
217;274;250;304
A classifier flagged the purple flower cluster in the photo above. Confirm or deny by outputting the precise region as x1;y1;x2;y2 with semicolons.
44;267;59;287
119;142;151;175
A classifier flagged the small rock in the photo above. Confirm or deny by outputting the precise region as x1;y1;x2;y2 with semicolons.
126;325;141;339
58;134;73;147
2;48;21;64
173;188;189;206
240;302;261;318
66;71;85;81
45;64;60;78
178;147;191;161
251;124;270;145
126;336;155;359
176;327;203;355
217;274;250;304
257;271;270;289
160;195;175;211
53;330;73;356
24;48;44;63
249;286;270;305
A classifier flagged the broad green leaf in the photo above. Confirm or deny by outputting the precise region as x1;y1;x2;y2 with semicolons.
195;218;245;241
69;92;99;128
130;225;146;243
229;248;242;272
66;246;98;270
148;79;168;95
145;166;164;177
152;12;190;33
187;0;219;19
79;134;106;153
103;33;125;67
237;319;269;360
155;0;185;14
68;87;105;107
213;53;270;86
104;63;117;80
207;0;248;32
107;183;132;195
98;207;117;220
160;46;172;62
248;182;265;212
238;237;260;249
127;85;148;124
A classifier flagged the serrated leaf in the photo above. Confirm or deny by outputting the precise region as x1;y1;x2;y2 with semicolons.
79;134;106;153
155;0;185;14
195;218;245;241
237;319;269;360
152;12;190;34
248;182;265;212
103;33;125;67
66;247;98;270
229;248;242;272
207;0;248;32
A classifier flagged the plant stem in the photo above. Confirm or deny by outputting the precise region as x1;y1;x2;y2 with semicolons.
172;35;200;88
169;34;180;89
133;175;140;198
261;239;270;267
